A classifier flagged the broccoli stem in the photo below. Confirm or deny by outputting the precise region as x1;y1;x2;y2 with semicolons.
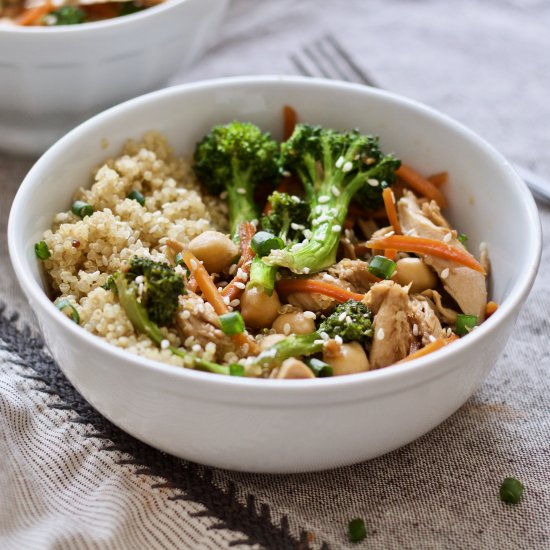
115;276;230;376
226;165;259;239
266;176;362;274
248;256;277;295
248;332;324;371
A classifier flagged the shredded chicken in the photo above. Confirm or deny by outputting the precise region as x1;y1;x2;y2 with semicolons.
364;281;411;368
327;258;378;293
398;191;487;319
419;290;459;325
409;297;443;346
176;292;243;361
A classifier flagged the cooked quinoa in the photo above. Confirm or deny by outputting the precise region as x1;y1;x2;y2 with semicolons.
41;132;228;367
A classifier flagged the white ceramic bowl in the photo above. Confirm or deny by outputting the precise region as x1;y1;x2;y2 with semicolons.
8;77;541;473
0;0;228;155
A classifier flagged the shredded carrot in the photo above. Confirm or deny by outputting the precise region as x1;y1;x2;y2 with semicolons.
485;301;498;318
427;171;448;187
397;335;458;364
283;105;298;141
221;222;256;301
382;187;401;235
276;279;364;303
182;250;228;315
366;234;486;274
16;1;53;25
182;250;256;350
384;249;397;261
397;164;448;208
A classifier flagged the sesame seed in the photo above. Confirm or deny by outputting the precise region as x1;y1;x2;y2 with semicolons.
236;188;246;195
412;323;419;336
313;339;325;345
332;225;342;233
331;186;341;197
291;195;301;203
376;328;385;340
184;336;195;347
303;311;316;319
303;229;313;240
160;339;170;349
135;275;144;284
338;311;347;322
318;195;330;204
441;268;450;279
342;161;353;172
181;310;191;320
228;264;237;275
291;223;305;231
282;170;291;177
443;233;452;243
320;331;329;341
230;299;240;307
428;334;437;343
283;323;291;335
335;335;343;345
223;296;230;305
302;267;310;274
335;156;345;168
205;342;216;354
234;281;246;289
192;344;202;353
367;178;379;187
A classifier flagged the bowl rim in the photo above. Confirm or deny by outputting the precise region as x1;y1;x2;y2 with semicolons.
0;0;194;34
7;75;543;398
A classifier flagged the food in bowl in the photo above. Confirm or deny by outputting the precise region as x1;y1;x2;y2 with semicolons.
36;112;492;380
1;0;162;25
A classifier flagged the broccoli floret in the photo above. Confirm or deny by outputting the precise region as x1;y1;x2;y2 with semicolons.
264;124;400;274
248;299;373;373
261;191;310;243
193;121;280;239
123;256;184;327
248;192;310;295
108;257;231;375
43;5;86;25
317;300;373;343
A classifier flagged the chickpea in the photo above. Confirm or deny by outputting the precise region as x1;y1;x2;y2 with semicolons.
272;311;316;335
259;333;286;350
240;287;281;329
393;257;437;293
274;358;315;379
323;341;370;376
188;231;238;274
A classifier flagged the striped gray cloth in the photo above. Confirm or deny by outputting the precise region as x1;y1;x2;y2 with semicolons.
1;1;549;548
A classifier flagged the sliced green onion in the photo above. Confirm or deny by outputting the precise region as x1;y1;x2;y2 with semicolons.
219;311;245;335
305;357;333;378
55;299;80;324
34;240;51;260
368;255;397;279
71;200;93;218
500;477;524;504
348;518;367;543
250;231;284;257
456;314;478;335
127;189;145;206
229;363;245;377
458;233;468;245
